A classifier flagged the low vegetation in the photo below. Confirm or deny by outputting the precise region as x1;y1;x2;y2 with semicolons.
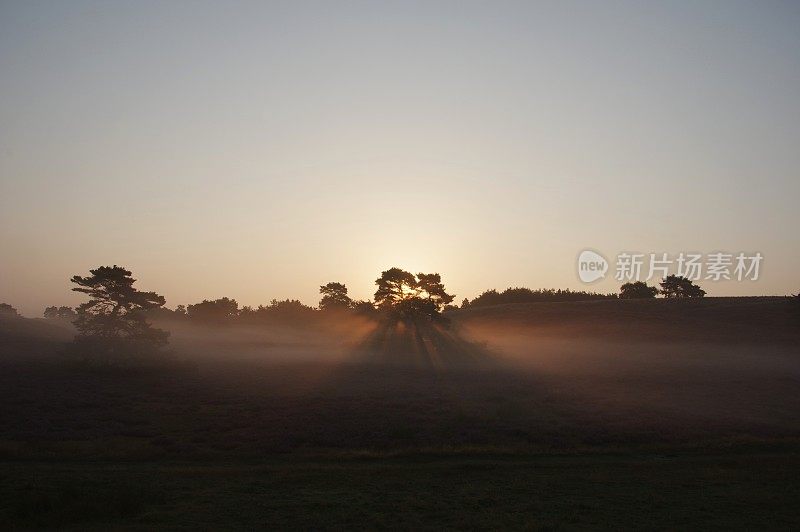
1;267;798;527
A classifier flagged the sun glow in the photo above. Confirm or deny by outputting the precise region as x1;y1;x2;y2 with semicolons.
401;284;421;298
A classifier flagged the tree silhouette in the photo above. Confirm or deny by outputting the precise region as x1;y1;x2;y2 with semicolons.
319;282;352;310
373;268;454;319
467;287;614;307
187;297;239;324
265;298;316;323
416;273;455;312
374;268;418;310
0;303;19;318
350;300;377;316
43;306;77;320
659;275;706;298
69;266;169;363
619;281;658;299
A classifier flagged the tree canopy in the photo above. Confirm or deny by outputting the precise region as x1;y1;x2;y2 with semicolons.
659;275;706;298
319;282;352;310
416;273;456;310
374;268;418;309
69;266;169;363
619;281;658;299
187;297;239;324
373;268;454;319
71;266;168;340
0;303;19;318
43;306;77;320
464;287;615;308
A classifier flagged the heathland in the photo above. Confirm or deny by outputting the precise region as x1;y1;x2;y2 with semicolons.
1;297;798;529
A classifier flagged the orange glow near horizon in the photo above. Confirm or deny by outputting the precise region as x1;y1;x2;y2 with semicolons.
1;2;798;317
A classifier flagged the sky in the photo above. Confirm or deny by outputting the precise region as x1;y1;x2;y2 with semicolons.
1;0;799;316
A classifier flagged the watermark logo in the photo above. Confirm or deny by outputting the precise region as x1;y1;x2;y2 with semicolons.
577;249;609;283
577;250;763;284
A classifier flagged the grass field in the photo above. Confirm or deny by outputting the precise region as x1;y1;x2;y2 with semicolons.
4;448;800;530
1;297;799;529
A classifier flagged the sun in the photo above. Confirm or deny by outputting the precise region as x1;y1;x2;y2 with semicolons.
401;284;419;298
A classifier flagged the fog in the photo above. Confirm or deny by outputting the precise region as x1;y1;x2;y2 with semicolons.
132;306;800;448
2;299;799;456
161;314;377;365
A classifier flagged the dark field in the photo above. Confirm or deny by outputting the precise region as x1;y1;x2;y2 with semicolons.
4;451;800;530
1;297;799;529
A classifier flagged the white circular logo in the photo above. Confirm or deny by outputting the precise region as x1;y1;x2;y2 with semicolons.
577;249;608;283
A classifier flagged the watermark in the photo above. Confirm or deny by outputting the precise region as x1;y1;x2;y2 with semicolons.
577;250;762;284
577;250;609;283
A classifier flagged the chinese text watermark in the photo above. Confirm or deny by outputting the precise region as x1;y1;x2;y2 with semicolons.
577;251;762;283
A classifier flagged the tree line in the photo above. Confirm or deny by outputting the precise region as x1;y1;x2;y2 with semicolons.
10;266;459;366
2;272;712;327
462;287;615;308
619;276;706;299
2;264;787;369
459;276;707;307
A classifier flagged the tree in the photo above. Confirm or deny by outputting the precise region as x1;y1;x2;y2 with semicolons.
619;281;658;299
374;268;419;310
461;298;470;309
350;300;377;316
319;282;352;310
264;298;317;323
416;273;455;312
69;266;169;363
373;267;454;319
467;287;615;307
0;303;19;318
659;275;706;298
186;297;239;324
43;306;77;320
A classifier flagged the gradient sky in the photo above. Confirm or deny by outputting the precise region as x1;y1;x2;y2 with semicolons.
1;0;799;316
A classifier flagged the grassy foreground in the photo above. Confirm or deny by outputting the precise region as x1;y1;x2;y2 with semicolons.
2;447;799;529
1;298;798;529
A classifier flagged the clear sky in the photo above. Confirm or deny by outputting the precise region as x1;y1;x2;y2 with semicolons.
1;0;799;316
